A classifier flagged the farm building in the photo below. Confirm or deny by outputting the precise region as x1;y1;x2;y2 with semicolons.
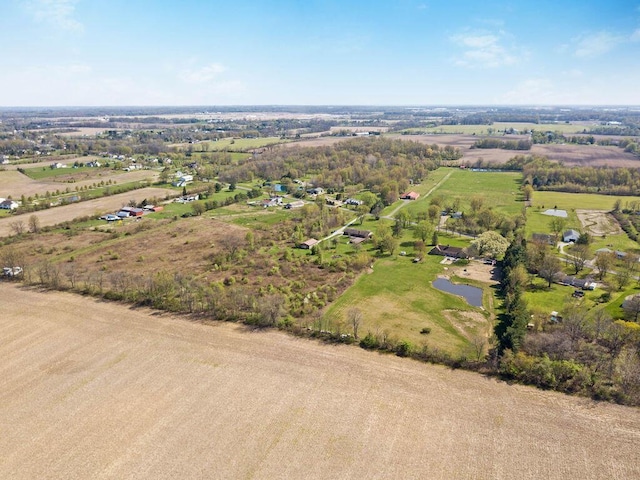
120;207;144;217
173;173;193;187
428;245;468;259
563;229;580;243
400;191;420;200
557;275;596;290
343;228;372;239
344;198;363;206
299;239;319;249
143;205;164;212
307;187;325;196
262;197;283;208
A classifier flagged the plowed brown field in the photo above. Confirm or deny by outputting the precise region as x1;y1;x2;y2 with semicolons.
1;283;639;479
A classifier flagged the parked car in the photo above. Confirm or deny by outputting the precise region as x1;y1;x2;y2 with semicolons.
100;214;119;221
3;266;23;277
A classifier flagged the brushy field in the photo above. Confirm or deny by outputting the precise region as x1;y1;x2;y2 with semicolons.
2;283;639;480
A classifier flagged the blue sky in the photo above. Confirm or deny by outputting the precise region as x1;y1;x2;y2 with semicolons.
1;0;639;106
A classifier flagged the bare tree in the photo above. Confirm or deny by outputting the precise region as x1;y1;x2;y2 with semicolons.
623;295;640;322
28;215;40;234
10;220;25;236
570;244;590;274
348;307;362;339
594;251;615;280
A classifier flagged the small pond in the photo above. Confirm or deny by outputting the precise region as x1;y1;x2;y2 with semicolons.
432;278;483;307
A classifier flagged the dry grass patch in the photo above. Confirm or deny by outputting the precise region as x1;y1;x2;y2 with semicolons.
577;209;622;236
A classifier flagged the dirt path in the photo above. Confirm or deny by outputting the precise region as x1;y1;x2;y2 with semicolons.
0;187;176;237
1;283;639;479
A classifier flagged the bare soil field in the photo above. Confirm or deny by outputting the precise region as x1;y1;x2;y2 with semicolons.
1;283;639;479
0;187;175;237
0;169;158;200
577;209;623;236
385;134;640;167
531;144;640;167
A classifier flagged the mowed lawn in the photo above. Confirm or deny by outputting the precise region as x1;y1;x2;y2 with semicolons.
431;168;523;217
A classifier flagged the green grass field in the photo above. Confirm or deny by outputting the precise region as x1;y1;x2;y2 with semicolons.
431;168;523;217
21;166;99;180
323;223;493;357
531;191;639;211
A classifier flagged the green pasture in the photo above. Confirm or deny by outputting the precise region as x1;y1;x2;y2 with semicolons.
531;191;639;212
430;168;523;217
323;225;492;357
324;252;490;356
21;165;99;180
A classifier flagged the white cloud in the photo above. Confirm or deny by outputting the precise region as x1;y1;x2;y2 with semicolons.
24;0;84;32
631;29;640;42
574;31;623;57
451;31;518;68
179;63;227;84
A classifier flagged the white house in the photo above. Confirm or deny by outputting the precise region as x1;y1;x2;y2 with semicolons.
0;199;19;210
563;229;580;243
173;173;193;187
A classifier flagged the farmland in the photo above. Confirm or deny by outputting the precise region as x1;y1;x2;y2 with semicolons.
2;105;640;406
2;283;639;480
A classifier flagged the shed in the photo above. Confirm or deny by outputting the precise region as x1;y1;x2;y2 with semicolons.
299;239;319;249
563;229;580;243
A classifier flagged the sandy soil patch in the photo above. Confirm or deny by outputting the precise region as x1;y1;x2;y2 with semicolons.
577;209;623;236
1;283;639;479
448;260;500;285
0;187;175;237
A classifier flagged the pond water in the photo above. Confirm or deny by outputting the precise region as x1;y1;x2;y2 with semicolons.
432;278;483;307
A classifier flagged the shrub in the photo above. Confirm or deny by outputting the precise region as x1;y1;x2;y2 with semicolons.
359;332;380;350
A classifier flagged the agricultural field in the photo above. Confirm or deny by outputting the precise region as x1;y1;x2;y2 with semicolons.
0;167;157;199
2;283;639;480
170;136;288;152
0;187;175;237
403;122;593;135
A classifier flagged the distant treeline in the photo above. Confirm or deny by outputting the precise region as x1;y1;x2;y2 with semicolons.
472;138;532;150
221;137;461;205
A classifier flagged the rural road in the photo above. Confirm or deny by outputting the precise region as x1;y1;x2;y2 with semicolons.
0;187;176;237
1;283;639;479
